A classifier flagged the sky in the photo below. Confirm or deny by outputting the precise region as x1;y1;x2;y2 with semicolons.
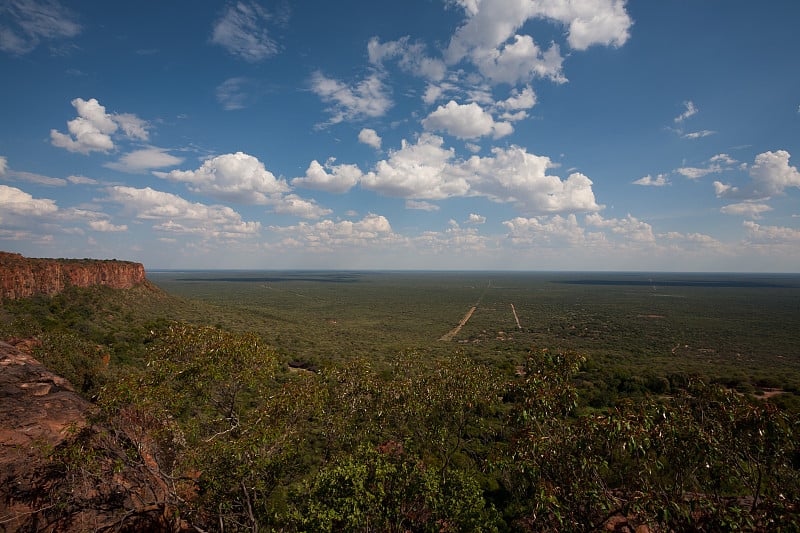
1;0;799;272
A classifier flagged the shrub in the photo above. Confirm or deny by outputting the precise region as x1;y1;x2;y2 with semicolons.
286;443;500;532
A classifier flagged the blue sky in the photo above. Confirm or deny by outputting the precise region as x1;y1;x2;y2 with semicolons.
1;0;799;271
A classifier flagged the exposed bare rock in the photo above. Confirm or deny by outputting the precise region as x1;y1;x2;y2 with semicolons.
0;252;146;302
0;339;89;459
0;340;183;532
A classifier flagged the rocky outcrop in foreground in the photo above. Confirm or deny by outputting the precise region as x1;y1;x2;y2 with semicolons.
0;252;146;301
0;340;178;532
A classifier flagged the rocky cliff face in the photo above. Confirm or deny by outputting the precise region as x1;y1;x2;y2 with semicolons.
0;252;146;301
0;339;180;531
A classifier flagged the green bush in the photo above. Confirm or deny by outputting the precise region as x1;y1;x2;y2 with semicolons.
33;331;109;395
287;443;500;532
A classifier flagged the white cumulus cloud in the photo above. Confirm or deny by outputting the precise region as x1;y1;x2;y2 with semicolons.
0;184;58;217
157;152;330;219
465;213;486;224
363;134;601;214
358;128;382;149
50;98;150;154
473;35;565;85
713;181;737;197
445;0;631;84
465;146;602;214
270;214;395;250
446;0;537;63
499;85;537;111
715;150;800;200
271;194;332;219
550;0;632;50
154;151;289;204
503;214;585;246
585;213;655;243
747;149;800;197
361;134;470;199
105;185;261;238
422;100;512;139
292;158;362;194
51;98;117;154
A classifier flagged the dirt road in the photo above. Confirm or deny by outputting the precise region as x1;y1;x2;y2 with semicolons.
511;303;521;329
439;306;477;341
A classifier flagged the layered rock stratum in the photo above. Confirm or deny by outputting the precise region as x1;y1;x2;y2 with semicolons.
0;252;146;301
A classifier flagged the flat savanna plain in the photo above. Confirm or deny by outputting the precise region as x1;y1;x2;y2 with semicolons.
150;271;800;404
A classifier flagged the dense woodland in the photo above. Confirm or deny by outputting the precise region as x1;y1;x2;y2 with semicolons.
1;275;798;531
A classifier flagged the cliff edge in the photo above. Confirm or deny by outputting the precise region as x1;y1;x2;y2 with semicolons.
0;339;180;531
0;252;146;302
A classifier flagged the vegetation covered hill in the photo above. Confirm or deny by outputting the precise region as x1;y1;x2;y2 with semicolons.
1;278;798;531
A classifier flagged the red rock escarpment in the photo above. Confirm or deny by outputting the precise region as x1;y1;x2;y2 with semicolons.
0;252;146;301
